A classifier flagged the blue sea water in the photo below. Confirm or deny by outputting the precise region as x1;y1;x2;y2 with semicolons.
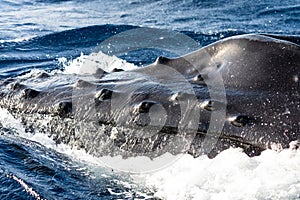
0;0;299;199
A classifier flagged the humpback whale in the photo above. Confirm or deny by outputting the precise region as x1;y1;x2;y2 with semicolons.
0;34;299;158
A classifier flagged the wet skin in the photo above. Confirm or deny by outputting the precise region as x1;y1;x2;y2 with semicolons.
0;34;299;158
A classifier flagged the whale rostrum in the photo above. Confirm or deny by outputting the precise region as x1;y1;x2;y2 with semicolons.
0;34;299;158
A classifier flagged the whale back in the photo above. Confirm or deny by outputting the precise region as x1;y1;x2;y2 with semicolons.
154;34;299;92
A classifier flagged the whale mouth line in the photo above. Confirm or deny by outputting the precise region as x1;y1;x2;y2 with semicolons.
2;106;267;158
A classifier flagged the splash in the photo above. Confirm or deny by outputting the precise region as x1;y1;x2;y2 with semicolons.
58;52;137;75
144;148;300;200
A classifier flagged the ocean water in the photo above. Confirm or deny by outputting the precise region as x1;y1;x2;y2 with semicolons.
0;0;299;199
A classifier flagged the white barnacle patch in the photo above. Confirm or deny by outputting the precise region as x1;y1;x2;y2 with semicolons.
199;100;215;111
227;115;245;127
199;100;209;108
170;92;185;102
169;93;180;102
169;92;194;103
227;116;237;123
192;74;206;84
228;115;253;127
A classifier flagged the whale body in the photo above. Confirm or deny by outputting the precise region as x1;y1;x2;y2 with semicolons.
0;34;299;158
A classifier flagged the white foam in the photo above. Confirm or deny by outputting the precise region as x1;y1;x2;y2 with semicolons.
0;108;103;167
2;107;300;199
99;153;182;173
58;52;137;75
144;148;300;200
0;36;34;43
0;108;26;134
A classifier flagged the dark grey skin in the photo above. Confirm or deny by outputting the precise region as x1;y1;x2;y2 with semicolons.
0;34;299;158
